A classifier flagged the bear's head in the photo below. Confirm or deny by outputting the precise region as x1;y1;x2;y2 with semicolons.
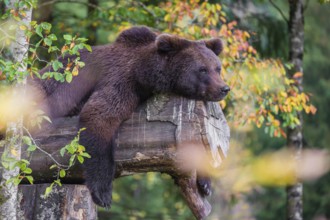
155;34;230;101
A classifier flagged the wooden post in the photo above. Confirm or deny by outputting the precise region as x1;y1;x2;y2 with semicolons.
17;95;230;220
18;184;97;220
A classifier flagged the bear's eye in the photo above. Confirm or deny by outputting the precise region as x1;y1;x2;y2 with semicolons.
199;67;208;74
215;66;221;73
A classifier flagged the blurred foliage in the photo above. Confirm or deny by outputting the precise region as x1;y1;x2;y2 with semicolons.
225;1;330;220
100;173;192;219
0;0;91;196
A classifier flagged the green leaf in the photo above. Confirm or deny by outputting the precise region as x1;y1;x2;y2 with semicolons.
54;179;62;186
44;38;52;46
52;61;63;71
77;37;88;42
60;147;66;157
63;34;72;41
66;73;73;83
41;22;51;31
27;144;37;152
59;169;66;178
19;162;27;171
66;145;76;154
23;168;32;174
48;46;59;53
44;184;53;197
81;152;91;158
83;44;92;52
69;155;76;167
72;45;80;54
25;175;34;184
36;25;43;37
12;177;22;186
77;155;84;164
21;159;30;164
22;136;32;145
49;164;57;169
41;72;51;79
77;145;85;152
48;34;57;41
54;72;63;81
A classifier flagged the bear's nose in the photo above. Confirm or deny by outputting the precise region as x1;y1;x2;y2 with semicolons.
221;86;230;94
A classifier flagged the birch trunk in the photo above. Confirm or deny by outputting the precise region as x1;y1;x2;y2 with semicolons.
0;1;32;219
287;1;304;220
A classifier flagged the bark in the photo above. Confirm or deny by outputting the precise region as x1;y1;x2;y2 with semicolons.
287;1;304;220
0;2;32;219
16;95;230;220
18;184;97;220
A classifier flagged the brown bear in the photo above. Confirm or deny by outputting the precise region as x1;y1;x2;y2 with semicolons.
29;26;230;207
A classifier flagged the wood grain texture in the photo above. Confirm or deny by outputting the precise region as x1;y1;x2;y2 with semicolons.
19;95;230;219
18;184;97;220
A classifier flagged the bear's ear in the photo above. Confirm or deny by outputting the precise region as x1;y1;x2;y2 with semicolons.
204;38;223;56
116;26;157;46
156;34;190;53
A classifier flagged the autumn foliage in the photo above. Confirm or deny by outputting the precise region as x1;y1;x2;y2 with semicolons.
109;0;316;138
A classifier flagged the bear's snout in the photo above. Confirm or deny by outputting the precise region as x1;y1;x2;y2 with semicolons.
204;84;230;101
213;85;230;101
220;85;230;95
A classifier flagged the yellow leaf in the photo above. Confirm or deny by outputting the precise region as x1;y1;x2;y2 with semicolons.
72;66;79;76
220;100;226;109
304;106;310;114
280;91;288;98
273;120;280;127
11;148;18;157
19;25;27;30
164;14;171;22
70;42;75;49
244;31;250;38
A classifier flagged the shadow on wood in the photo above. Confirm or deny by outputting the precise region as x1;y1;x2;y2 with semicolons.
19;95;230;220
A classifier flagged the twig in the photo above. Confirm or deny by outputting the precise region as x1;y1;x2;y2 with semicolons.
136;1;156;18
23;127;70;169
269;0;289;24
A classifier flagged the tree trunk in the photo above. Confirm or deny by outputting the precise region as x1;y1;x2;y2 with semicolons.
18;184;97;220
88;0;98;45
286;1;304;220
0;2;32;219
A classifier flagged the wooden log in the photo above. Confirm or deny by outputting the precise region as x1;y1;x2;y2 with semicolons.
19;95;230;219
18;184;97;220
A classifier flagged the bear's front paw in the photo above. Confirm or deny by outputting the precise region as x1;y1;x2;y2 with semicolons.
88;180;113;208
197;176;212;197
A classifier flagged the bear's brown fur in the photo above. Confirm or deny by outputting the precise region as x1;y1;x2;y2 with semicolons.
29;26;230;207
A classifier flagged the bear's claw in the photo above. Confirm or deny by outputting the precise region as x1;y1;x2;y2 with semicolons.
197;176;212;197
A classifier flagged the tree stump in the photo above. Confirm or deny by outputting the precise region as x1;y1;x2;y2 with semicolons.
18;95;230;220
